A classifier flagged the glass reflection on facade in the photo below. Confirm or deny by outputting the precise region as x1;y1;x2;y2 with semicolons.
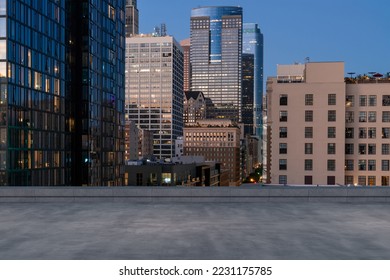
125;36;183;159
243;23;263;138
190;6;242;123
68;0;125;186
0;0;125;186
1;0;70;185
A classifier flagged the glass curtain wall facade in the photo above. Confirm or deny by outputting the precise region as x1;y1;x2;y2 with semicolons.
190;6;242;123
125;36;183;159
243;23;263;137
0;0;70;186
67;0;125;186
125;0;138;37
242;53;254;135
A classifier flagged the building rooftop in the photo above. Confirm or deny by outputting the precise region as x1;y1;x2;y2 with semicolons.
345;73;390;84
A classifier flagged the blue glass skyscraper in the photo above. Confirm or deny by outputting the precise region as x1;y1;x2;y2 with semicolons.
243;23;263;137
0;0;125;186
190;6;242;123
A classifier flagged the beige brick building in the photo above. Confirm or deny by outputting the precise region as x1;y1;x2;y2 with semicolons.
183;120;241;186
267;62;390;186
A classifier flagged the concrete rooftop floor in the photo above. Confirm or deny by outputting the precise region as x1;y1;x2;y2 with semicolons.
1;202;390;260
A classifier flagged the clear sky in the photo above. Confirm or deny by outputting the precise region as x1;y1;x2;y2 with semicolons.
138;0;389;80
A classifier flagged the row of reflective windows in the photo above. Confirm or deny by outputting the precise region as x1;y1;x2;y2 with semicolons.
280;94;390;106
279;175;390;186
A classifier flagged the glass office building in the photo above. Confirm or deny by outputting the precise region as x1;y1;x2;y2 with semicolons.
0;0;125;186
243;23;263;137
190;6;242;123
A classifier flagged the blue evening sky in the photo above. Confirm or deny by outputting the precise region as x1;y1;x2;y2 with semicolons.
138;0;389;80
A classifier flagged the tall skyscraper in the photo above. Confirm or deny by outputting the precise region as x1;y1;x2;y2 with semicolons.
125;35;184;159
242;53;255;135
0;1;125;186
180;38;191;92
243;23;264;137
190;6;242;123
125;0;139;37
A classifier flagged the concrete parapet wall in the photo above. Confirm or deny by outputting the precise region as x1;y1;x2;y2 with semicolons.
1;186;390;203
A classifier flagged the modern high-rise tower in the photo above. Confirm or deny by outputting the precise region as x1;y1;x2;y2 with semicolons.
190;6;243;123
0;0;125;186
125;0;139;37
243;23;264;137
125;35;184;159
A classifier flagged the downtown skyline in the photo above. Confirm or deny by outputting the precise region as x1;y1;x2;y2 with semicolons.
138;0;389;81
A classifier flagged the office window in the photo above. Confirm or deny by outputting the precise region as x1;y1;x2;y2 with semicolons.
345;143;354;155
359;144;366;155
305;143;313;154
279;127;287;138
368;144;376;155
304;176;313;185
328;127;336;138
327;176;336;185
368;176;376;186
382;160;389;171
345;176;354;185
345;111;354;123
345;160;354;171
368;160;376;171
327;160;335;171
359;111;367;122
305;94;313;105
279;175;287;184
345;128;354;138
279;111;288;122
359;95;367;106
327;143;336;154
382;111;390;122
279;159;287;170
305;110;313;122
382;144;390;155
358;160;366;171
382;176;389;186
346;95;354;107
305;127;313;138
359;127;367;138
368;111;376;122
304;159;313;171
382;95;390;106
382;128;390;139
358;176;366;186
279;143;287;154
328;110;336;122
368;127;376;139
368;95;377;106
280;94;288;106
328;94;336;105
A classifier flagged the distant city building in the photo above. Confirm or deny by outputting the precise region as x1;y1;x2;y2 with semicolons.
0;0;125;186
125;35;184;159
175;137;184;157
138;129;154;159
242;53;255;135
183;120;241;186
190;6;242;123
125;0;139;37
180;38;191;92
243;23;264;137
183;91;206;124
124;120;139;161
